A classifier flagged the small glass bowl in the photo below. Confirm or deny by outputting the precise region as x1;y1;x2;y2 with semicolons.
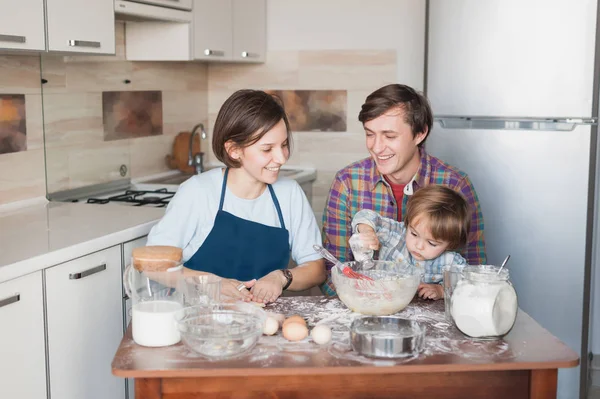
175;302;266;359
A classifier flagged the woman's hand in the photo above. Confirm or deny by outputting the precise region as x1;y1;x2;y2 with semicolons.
417;283;444;300
251;270;286;304
221;278;256;302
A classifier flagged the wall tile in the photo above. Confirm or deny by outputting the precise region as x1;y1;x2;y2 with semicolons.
129;135;175;178
42;93;103;148
0;55;42;95
132;62;208;91
0;149;46;203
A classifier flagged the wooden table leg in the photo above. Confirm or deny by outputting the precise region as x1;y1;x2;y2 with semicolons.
136;378;162;399
529;369;558;399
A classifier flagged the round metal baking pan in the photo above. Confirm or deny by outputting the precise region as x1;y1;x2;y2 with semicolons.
350;316;425;358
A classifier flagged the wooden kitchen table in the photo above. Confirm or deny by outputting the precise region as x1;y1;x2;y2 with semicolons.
112;296;578;399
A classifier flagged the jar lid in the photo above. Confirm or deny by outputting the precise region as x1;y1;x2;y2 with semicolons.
462;265;509;282
132;245;183;272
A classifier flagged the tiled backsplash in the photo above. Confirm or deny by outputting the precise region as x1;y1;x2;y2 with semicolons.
0;56;46;204
41;22;208;194
0;26;397;213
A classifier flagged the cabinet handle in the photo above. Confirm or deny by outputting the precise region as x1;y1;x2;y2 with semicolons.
0;34;26;43
241;51;259;58
69;264;107;280
204;49;225;57
0;294;20;308
68;40;101;48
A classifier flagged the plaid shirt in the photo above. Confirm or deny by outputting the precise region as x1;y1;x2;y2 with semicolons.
351;209;467;284
320;149;486;296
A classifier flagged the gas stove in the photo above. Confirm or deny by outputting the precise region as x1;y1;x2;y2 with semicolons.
85;187;175;207
49;181;179;208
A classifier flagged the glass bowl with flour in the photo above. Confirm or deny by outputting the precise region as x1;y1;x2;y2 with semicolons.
332;260;421;316
450;265;518;339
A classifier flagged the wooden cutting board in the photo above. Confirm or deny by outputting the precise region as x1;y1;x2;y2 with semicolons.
166;132;201;174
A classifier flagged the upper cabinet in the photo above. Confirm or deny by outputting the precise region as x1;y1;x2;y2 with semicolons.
0;0;46;51
0;0;115;54
232;0;266;63
45;0;115;54
193;0;266;62
193;0;233;61
124;0;266;62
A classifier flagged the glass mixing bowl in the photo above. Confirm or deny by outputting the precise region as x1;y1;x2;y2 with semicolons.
175;302;266;359
332;260;421;315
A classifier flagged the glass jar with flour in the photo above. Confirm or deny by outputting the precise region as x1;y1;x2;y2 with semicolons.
450;265;518;339
124;245;184;347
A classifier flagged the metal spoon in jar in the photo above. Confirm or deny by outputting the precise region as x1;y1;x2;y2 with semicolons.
497;255;511;275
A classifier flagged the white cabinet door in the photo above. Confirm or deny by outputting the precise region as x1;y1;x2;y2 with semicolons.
46;246;125;399
427;0;596;117
232;0;266;63
122;236;147;399
0;272;46;399
45;0;115;54
0;0;45;51
193;0;233;61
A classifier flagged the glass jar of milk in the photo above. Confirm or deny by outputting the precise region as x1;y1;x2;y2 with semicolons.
450;265;518;339
124;246;185;347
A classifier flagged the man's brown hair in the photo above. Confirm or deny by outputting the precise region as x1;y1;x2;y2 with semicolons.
404;185;471;251
212;89;291;168
358;84;433;147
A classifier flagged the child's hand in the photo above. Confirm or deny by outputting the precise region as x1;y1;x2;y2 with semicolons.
417;283;444;300
355;224;380;250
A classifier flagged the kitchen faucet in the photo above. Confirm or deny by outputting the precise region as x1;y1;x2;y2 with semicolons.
189;123;207;174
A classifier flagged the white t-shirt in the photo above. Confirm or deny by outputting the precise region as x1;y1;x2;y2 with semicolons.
147;168;322;266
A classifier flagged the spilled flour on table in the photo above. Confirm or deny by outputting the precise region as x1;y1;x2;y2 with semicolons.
142;296;514;369
267;296;514;362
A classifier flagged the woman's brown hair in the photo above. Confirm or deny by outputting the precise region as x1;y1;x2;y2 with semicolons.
212;89;292;168
404;185;471;251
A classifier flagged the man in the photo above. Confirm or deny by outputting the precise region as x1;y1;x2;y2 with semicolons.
321;84;486;296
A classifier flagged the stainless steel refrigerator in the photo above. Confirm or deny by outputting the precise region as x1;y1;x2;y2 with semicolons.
425;1;599;398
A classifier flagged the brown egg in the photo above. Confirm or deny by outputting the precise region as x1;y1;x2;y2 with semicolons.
282;321;308;341
283;315;306;327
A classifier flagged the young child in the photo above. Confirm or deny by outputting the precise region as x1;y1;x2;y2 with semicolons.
350;185;470;300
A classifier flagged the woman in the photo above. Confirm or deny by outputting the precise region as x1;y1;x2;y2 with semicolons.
147;89;325;303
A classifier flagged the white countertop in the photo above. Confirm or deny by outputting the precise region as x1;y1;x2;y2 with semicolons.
0;201;164;284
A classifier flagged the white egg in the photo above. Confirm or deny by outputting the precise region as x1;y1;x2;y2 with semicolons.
266;312;285;326
263;316;279;335
310;324;332;345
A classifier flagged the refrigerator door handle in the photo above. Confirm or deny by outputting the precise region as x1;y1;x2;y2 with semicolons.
435;116;597;131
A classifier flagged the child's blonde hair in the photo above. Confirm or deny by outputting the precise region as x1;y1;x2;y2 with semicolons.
404;185;470;251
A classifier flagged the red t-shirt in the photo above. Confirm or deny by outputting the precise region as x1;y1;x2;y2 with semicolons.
384;176;406;220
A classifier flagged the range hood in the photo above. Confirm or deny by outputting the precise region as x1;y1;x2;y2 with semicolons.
115;0;192;23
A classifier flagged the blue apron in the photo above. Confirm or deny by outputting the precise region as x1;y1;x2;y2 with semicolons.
184;168;290;281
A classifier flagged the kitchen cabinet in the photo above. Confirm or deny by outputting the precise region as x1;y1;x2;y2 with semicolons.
193;0;266;62
45;246;125;399
192;0;233;61
0;0;46;51
125;0;266;62
122;236;148;399
0;0;114;54
0;272;47;399
45;0;115;54
231;0;266;63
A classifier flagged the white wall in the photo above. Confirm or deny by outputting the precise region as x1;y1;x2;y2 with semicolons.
267;0;426;88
